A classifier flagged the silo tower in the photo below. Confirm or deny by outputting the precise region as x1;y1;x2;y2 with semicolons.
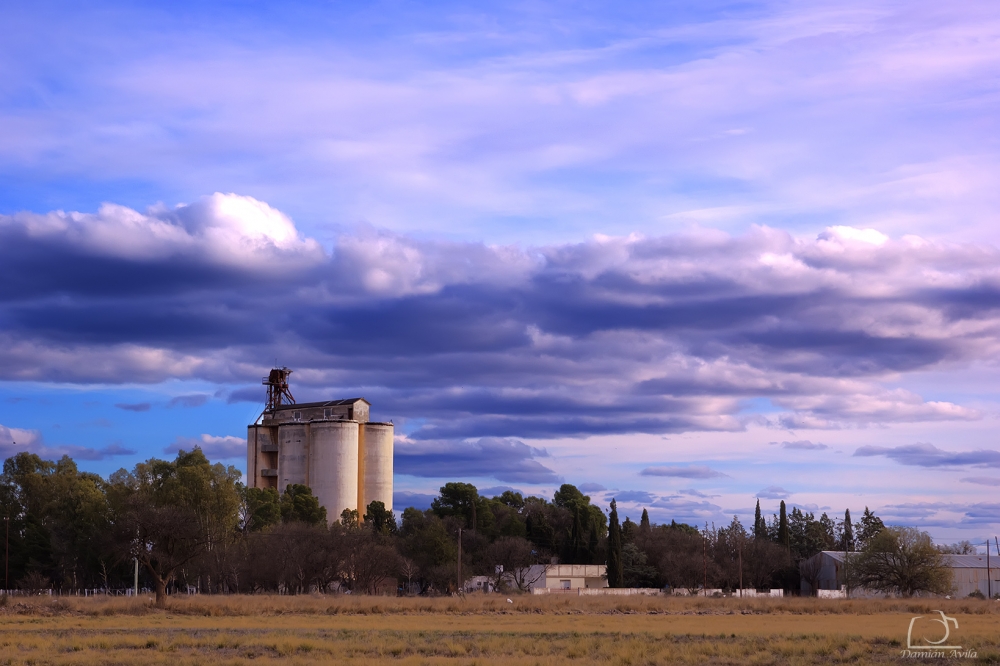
246;368;394;522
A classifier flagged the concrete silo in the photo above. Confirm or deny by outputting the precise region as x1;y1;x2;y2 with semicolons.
360;422;394;513
245;368;394;522
310;420;359;520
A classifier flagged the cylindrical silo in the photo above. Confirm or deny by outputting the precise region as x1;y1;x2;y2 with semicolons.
310;421;360;521
277;423;308;491
361;422;394;512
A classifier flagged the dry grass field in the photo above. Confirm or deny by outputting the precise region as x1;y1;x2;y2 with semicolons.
1;594;998;665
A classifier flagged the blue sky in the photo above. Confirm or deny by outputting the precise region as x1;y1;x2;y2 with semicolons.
2;0;1000;544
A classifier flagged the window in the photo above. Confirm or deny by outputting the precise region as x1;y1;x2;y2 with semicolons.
293;411;302;421
560;580;571;590
323;408;332;418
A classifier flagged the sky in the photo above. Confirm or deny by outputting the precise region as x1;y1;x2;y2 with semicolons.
2;0;1000;545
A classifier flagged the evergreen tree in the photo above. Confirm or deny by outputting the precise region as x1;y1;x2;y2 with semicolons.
639;508;650;535
607;499;623;587
777;500;789;549
587;520;599;564
855;506;885;550
843;509;854;551
753;499;764;539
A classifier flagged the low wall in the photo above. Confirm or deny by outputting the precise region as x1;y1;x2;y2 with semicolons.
531;588;661;596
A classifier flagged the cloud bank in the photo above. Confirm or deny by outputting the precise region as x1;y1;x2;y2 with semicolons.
0;195;996;447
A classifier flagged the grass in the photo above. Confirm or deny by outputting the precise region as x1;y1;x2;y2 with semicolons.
1;594;998;664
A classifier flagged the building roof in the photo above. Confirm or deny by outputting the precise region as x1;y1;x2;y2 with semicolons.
816;551;993;568
271;398;369;411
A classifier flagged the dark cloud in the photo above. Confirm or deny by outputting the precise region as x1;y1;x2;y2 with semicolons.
394;437;560;484
854;443;1000;468
0;199;990;439
757;486;790;499
578;482;606;493
640;465;728;479
393;491;437;512
168;394;210;408
773;440;828;450
115;402;151;412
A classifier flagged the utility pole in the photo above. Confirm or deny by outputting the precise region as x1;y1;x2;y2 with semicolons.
738;538;743;598
702;535;708;596
457;527;462;594
4;515;9;591
134;558;138;597
989;541;992;600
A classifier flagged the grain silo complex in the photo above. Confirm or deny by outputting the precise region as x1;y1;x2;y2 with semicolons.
246;368;393;519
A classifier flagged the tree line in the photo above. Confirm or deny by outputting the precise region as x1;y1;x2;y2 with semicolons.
1;448;948;606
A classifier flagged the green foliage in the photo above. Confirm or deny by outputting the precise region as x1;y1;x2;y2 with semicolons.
639;509;650;534
241;486;281;533
363;500;397;535
280;484;327;525
777;501;789;549
854;507;885;551
851;526;952;596
607;499;623;588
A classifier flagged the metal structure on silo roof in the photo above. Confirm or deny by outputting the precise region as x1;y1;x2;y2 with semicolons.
246;369;393;522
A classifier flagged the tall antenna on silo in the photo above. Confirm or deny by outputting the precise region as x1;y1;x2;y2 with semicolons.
262;367;296;412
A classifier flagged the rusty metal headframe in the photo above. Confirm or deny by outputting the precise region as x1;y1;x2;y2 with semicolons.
262;367;296;411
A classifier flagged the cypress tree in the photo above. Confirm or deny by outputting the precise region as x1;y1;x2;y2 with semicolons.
587;520;599;564
777;500;789;549
607;499;623;587
843;508;853;552
569;507;585;563
639;508;650;534
754;499;764;539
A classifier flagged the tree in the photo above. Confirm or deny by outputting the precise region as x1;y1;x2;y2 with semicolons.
483;536;536;592
364;500;397;535
854;507;885;551
280;484;327;525
239;486;281;534
107;449;241;607
607;499;623;588
753;500;766;540
639;509;650;535
840;509;854;551
851;526;952;596
777;501;789;549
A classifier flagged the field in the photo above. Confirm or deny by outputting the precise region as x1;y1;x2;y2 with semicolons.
1;594;999;665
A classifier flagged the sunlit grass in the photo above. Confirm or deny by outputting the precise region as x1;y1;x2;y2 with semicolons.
1;595;998;664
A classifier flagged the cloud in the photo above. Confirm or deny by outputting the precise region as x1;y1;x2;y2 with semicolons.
0;423;135;461
960;477;1000;487
395;437;560;484
678;488;720;498
773;440;828;450
165;434;246;460
609;490;656;504
578;483;607;493
168;394;209;408
853;443;1000;468
393;491;437;512
479;486;520;497
757;486;790;499
115;402;152;412
641;465;728;479
0;196;993;443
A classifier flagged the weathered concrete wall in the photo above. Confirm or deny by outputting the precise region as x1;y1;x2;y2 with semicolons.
310;421;359;519
361;423;394;512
